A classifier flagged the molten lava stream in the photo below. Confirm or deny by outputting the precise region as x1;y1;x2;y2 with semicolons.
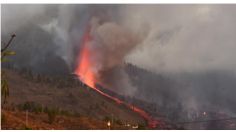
75;27;158;129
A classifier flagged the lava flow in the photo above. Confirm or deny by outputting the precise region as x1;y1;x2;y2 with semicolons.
74;27;158;129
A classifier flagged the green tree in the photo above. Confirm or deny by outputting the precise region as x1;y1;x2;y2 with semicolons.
1;34;16;104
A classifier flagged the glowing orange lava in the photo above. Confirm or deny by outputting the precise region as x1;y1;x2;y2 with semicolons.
75;28;95;88
75;27;159;129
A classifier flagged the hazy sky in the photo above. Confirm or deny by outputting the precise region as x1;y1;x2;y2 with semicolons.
123;5;236;74
2;5;236;75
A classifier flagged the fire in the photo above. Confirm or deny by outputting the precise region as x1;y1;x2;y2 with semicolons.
74;26;159;129
75;28;95;88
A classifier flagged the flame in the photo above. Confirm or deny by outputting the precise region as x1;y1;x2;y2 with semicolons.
75;28;95;88
74;27;159;129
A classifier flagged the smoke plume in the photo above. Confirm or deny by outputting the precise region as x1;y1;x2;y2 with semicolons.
87;18;142;95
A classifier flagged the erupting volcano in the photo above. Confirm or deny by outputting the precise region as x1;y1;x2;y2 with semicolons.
74;26;159;129
75;27;95;88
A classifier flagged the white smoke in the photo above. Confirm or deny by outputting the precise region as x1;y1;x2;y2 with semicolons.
3;5;236;74
88;17;142;96
122;5;236;74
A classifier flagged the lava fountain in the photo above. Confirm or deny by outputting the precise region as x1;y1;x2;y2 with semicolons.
74;27;159;129
74;27;95;88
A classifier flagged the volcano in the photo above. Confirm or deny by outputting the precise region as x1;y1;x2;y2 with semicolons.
74;26;160;129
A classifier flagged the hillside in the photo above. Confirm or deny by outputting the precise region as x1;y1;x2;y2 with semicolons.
125;63;236;129
2;110;114;130
1;68;146;129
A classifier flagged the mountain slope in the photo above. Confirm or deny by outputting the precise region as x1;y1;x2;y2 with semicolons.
2;68;146;129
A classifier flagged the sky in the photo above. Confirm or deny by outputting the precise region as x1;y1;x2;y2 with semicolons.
2;5;236;75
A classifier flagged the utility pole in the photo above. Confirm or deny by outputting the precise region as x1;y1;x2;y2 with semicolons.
26;110;28;126
112;114;114;126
